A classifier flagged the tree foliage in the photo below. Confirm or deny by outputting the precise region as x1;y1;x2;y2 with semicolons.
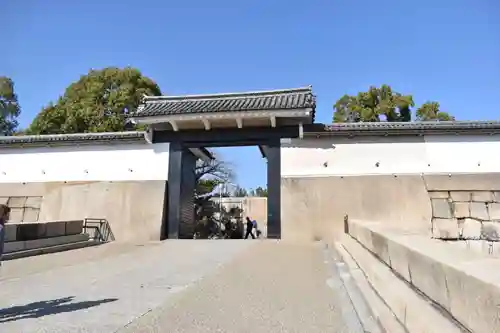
255;186;268;197
333;85;456;123
197;179;222;196
231;186;268;197
416;101;454;121
27;67;161;134
0;76;21;135
333;85;414;123
233;186;248;197
249;186;268;197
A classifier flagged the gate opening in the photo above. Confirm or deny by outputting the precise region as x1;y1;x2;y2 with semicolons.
129;87;316;239
194;146;267;240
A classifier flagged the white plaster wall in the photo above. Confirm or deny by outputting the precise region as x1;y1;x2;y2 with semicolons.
0;143;170;183
281;135;500;177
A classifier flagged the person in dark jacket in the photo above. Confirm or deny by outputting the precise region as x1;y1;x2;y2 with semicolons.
0;204;11;267
245;217;255;239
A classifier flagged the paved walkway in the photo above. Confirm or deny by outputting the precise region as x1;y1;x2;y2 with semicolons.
0;240;364;332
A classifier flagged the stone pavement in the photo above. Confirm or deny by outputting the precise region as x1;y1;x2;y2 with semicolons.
0;240;366;333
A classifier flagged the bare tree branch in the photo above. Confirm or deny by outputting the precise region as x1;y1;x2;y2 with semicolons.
195;151;234;182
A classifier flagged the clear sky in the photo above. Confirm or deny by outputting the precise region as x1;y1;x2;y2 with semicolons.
3;0;499;189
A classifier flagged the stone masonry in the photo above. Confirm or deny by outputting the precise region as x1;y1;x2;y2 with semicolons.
429;190;500;241
0;196;42;222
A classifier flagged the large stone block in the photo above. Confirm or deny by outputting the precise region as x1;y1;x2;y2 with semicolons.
431;198;453;218
424;173;500;191
8;196;27;208
8;208;24;222
471;191;494;202
481;222;500;241
4;224;17;242
65;220;83;235
488;203;500;220
25;196;42;209
450;191;471;202
458;218;481;239
432;218;459;239
0;197;8;205
22;208;40;222
4;240;25;253
386;236;411;281
370;231;390;264
429;191;449;199
444;258;500;333
470;202;489;220
16;223;45;241
45;221;66;237
452;239;500;257
492;242;500;256
406;243;451;310
453;202;470;218
38;180;168;242
464;240;489;255
349;220;374;251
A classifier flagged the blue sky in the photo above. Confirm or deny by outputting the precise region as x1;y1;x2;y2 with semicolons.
3;0;499;189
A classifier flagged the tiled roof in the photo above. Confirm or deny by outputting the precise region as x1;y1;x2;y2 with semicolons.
304;121;500;136
132;87;316;118
0;131;147;147
0;131;215;159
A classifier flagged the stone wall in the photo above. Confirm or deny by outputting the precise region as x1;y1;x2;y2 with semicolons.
0;196;42;222
0;181;168;242
430;190;500;240
280;173;500;244
280;175;432;244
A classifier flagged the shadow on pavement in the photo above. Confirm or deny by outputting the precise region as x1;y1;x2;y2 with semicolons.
0;296;118;323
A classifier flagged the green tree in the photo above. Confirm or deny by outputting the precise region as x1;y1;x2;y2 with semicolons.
333;85;414;123
0;76;21;135
416;101;454;121
27;67;161;134
233;186;248;197
254;186;268;197
197;179;222;196
248;186;268;197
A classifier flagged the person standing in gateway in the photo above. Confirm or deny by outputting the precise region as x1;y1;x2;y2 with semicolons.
0;204;11;267
245;217;255;239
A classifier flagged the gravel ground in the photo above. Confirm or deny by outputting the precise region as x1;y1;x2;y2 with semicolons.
0;240;364;333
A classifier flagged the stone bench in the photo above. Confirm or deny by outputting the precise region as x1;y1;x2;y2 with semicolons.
4;234;90;254
4;220;84;243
